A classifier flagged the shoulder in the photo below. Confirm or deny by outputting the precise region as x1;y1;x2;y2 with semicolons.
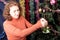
20;16;26;21
3;20;10;26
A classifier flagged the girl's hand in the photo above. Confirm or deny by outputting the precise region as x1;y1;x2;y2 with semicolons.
40;18;48;27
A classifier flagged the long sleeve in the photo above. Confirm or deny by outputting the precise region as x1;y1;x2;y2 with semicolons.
3;21;41;38
24;18;33;28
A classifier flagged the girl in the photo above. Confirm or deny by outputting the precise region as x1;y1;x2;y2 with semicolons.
3;1;48;40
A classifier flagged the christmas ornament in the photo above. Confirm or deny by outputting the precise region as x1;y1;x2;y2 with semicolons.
50;0;56;5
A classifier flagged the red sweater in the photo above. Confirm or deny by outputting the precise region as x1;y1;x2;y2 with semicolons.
3;16;42;40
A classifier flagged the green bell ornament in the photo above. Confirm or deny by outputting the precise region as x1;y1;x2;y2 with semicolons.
42;26;51;34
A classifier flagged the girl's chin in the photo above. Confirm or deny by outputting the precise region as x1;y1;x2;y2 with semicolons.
13;17;19;19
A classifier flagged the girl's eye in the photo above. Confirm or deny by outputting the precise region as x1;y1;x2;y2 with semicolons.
14;10;19;12
17;10;19;11
17;9;20;11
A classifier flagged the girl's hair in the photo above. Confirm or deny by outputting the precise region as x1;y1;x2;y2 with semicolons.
3;1;22;21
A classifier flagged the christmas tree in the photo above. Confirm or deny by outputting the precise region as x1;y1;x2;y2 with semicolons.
27;0;60;40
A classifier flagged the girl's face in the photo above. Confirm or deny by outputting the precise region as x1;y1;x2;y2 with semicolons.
10;6;20;19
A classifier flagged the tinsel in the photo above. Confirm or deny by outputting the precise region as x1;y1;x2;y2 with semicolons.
19;0;25;17
29;0;35;24
25;0;30;21
35;0;40;20
28;0;36;40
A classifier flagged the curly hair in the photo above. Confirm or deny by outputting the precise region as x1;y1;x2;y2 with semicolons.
3;1;22;21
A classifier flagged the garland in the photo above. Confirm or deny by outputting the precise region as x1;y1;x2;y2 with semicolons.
35;0;40;21
29;0;35;24
19;0;25;17
25;0;30;21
